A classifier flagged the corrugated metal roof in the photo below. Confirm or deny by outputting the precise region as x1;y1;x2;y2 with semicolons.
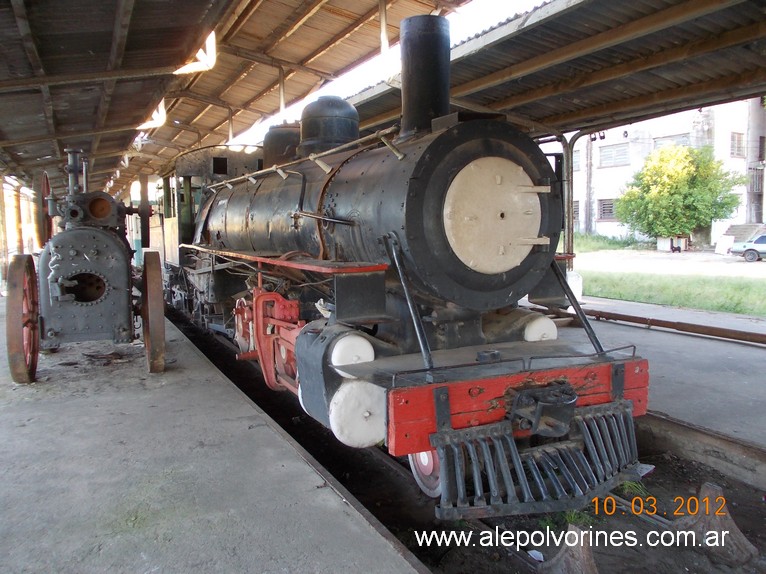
0;0;471;196
1;0;765;198
352;0;766;137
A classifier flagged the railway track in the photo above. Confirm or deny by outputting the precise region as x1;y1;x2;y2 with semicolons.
365;444;763;573
170;311;765;573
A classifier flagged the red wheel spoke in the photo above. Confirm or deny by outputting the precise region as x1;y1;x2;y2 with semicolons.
6;255;40;383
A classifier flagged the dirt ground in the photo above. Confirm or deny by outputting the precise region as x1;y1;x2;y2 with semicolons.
573;249;766;279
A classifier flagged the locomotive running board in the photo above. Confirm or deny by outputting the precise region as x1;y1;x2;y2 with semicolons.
430;401;640;520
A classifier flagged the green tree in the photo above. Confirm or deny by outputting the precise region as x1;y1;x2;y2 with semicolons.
615;145;743;243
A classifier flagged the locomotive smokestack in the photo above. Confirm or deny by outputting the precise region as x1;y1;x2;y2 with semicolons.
399;15;450;137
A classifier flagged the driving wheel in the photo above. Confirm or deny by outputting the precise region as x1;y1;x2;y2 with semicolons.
6;255;40;383
141;250;165;373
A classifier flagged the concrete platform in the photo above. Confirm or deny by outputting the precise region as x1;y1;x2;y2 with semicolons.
0;299;422;574
579;296;766;448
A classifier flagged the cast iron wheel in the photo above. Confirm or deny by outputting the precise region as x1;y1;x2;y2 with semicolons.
142;250;165;373
408;449;442;498
6;255;40;383
743;250;760;263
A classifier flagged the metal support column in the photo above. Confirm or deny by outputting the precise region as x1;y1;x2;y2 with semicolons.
139;174;150;249
12;183;23;255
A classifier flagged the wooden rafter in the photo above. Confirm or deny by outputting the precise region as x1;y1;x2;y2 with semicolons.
202;0;403;141
541;67;766;131
492;20;766;112
259;0;331;52
218;44;336;80
91;0;137;171
8;0;58;158
451;0;747;98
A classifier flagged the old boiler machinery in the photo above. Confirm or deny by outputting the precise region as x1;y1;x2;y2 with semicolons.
160;15;649;519
5;149;165;383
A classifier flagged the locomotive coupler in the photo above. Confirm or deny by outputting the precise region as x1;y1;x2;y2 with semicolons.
506;382;577;438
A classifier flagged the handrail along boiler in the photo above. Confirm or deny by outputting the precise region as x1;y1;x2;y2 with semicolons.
159;15;649;519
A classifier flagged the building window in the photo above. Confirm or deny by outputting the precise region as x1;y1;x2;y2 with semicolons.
758;136;765;162
653;134;690;149
572;149;580;172
572;200;580;230
598;199;616;220
730;132;745;158
599;143;629;168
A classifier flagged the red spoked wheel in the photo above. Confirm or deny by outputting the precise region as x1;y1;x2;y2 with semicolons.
141;250;165;373
33;171;54;247
408;449;442;498
6;255;40;383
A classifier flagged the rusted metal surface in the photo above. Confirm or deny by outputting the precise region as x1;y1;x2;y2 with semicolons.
5;254;39;383
558;307;766;346
387;358;649;456
236;290;304;393
141;250;165;373
181;244;388;274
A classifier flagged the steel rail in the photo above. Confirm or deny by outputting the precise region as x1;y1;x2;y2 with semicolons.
539;306;766;346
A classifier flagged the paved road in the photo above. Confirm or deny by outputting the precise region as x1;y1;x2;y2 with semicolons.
574;249;766;279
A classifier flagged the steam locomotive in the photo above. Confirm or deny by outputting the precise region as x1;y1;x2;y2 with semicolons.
151;15;649;519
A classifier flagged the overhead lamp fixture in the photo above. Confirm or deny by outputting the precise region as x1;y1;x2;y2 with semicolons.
174;32;217;75
138;99;166;130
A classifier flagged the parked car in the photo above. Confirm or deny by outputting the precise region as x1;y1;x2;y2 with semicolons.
729;233;766;262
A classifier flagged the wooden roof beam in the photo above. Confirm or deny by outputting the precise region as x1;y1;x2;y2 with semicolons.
0;125;138;149
218;44;336;81
219;0;268;43
207;0;399;137
541;67;766;131
303;0;398;68
259;0;331;53
451;0;747;98
199;0;420;145
493;20;766;111
138;138;187;151
91;0;136;170
9;0;60;161
0;66;178;93
165;90;255;113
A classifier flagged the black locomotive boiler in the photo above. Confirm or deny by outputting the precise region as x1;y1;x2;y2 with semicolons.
158;15;649;519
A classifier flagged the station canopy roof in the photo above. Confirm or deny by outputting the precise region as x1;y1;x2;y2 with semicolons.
1;0;765;198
